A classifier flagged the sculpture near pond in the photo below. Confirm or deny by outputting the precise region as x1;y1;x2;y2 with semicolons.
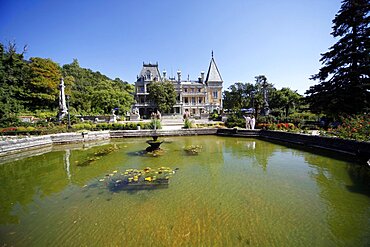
57;78;68;121
146;111;163;152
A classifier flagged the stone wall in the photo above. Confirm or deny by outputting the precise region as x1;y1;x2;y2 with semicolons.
258;130;370;160
0;135;52;155
50;131;110;144
217;128;260;137
0;131;110;156
215;129;370;162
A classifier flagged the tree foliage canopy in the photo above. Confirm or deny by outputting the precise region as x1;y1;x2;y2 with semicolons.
306;0;370;115
28;57;62;110
62;59;134;115
223;75;303;118
0;42;134;126
147;81;177;113
0;43;29;125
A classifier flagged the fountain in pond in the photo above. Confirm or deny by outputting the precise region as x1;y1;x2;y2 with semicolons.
146;111;163;153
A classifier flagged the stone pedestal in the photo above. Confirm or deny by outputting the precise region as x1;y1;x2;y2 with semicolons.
109;115;117;123
130;114;140;121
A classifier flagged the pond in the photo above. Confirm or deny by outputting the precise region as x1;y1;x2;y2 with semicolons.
0;136;369;246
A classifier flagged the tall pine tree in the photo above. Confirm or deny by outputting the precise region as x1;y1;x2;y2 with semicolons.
306;0;369;116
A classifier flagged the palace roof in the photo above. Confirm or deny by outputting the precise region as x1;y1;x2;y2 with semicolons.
138;63;162;82
205;55;223;83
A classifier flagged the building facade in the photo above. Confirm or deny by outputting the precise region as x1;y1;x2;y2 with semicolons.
133;53;223;118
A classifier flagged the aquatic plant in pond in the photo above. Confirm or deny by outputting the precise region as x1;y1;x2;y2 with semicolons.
183;145;202;155
76;145;120;166
98;167;177;192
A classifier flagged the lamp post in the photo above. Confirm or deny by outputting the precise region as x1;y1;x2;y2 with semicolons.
66;95;71;129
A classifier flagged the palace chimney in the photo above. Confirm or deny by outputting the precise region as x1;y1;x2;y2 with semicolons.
177;70;181;83
200;71;205;83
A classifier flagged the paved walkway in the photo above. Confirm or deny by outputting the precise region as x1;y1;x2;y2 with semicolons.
120;115;221;130
160;117;222;130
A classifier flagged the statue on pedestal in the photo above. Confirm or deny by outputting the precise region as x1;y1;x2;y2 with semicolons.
109;109;117;123
130;107;140;121
57;78;68;121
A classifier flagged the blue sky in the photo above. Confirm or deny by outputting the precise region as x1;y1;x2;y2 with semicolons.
0;0;341;94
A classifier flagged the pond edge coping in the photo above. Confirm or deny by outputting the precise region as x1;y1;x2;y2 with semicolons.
0;129;369;164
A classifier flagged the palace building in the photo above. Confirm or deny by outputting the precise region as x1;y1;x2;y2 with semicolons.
133;53;223;118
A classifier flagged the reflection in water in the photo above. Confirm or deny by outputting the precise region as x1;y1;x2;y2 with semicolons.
305;153;370;245
234;139;277;171
245;141;256;150
64;149;71;180
0;137;369;247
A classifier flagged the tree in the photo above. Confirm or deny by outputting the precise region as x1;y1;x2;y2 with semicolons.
223;82;254;111
253;75;274;117
306;0;370;115
91;79;134;114
27;57;62;110
270;88;302;117
147;81;177;113
62;59;134;115
222;77;275;117
0;42;30;126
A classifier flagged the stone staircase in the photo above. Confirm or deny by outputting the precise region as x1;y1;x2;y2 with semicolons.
160;117;184;130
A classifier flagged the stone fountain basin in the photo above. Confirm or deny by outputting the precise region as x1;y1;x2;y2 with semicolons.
146;139;163;150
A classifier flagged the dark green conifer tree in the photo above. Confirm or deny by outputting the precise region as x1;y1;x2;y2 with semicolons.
306;0;369;115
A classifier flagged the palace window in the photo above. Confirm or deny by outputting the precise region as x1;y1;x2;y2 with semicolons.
213;91;218;99
146;70;151;80
192;97;195;105
184;97;188;104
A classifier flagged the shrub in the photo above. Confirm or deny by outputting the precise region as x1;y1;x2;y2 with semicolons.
138;122;150;130
149;119;162;130
72;123;92;130
256;123;271;130
16;126;27;132
183;118;194;129
96;123;109;130
111;123;125;130
26;126;36;132
257;115;276;124
329;114;370;141
34;110;57;119
124;123;137;130
225;114;245;128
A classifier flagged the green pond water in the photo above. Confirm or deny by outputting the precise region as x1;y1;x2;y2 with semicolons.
0;136;369;246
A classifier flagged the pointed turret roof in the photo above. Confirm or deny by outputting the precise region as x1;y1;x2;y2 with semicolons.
205;52;223;83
